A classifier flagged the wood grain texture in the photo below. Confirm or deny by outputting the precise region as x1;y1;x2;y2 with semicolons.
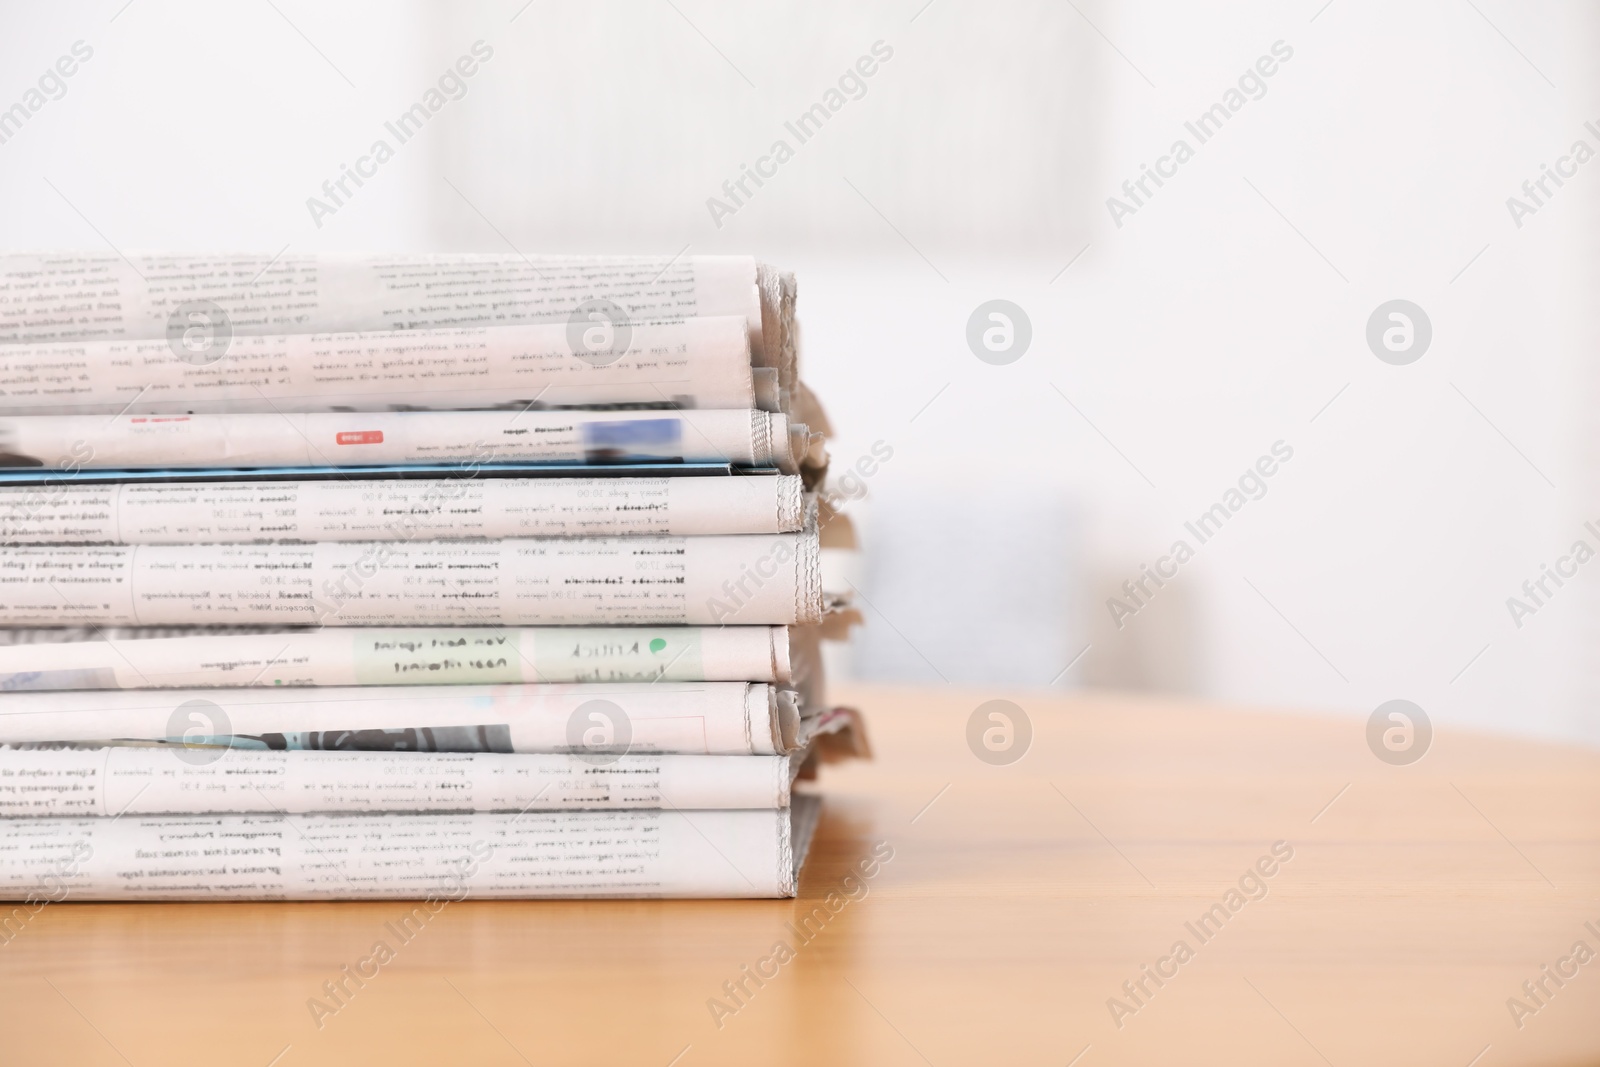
2;683;1598;1066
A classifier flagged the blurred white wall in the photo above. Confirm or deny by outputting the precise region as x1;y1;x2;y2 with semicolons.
1;0;1597;743
0;0;435;251
429;1;1100;257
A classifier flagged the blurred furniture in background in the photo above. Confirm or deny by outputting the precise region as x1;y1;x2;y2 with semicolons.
850;487;1087;688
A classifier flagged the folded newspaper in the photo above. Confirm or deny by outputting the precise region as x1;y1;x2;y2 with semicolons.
0;474;808;544
0;252;799;410
0;682;812;753
0;533;824;626
0;253;857;900
0;409;808;473
0;625;805;688
0;317;779;414
0;803;821;899
0;747;802;816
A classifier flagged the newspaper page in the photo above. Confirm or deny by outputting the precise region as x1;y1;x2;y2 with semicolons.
0;409;803;473
0;317;765;415
0;748;790;815
0;626;791;689
0;474;804;544
0;805;803;899
0;251;770;353
0;681;799;754
0;533;821;627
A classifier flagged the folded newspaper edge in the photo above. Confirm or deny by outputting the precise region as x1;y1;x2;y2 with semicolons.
0;625;800;689
0;409;807;474
0;531;825;628
757;264;799;414
0;681;818;755
0;797;823;899
0;747;808;816
0;709;867;816
0;473;807;545
0;316;778;415
0;253;800;412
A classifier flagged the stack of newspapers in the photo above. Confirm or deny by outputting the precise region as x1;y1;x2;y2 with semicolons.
0;253;861;901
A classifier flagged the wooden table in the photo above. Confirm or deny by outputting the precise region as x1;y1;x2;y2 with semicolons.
3;683;1598;1066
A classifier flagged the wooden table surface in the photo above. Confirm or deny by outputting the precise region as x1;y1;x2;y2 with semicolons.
2;683;1598;1066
